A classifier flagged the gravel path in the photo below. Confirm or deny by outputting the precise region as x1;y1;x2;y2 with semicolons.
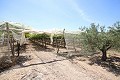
0;42;119;80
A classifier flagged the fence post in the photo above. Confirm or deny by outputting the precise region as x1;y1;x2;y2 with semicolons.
57;29;65;53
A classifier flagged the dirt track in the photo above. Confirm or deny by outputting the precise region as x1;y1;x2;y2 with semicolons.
0;42;119;80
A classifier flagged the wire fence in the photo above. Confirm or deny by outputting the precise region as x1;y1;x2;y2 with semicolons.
64;31;82;52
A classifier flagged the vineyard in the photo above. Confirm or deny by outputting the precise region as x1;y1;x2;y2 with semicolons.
28;33;66;48
0;22;120;80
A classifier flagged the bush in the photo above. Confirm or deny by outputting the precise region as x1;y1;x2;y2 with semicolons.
53;34;64;39
29;33;50;40
25;32;30;38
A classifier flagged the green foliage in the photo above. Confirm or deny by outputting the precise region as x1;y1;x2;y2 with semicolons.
81;23;113;52
53;34;64;39
25;33;30;38
41;33;50;39
29;33;50;40
109;22;120;51
0;31;2;37
29;34;39;39
81;22;120;61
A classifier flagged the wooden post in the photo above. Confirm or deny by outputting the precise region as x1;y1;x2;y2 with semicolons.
45;39;47;48
6;22;11;56
17;41;20;57
9;38;15;56
56;37;58;48
6;22;15;57
57;29;65;54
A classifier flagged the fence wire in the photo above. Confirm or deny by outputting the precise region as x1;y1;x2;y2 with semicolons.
64;32;82;52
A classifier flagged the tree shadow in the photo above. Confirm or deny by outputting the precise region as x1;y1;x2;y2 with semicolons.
0;56;12;73
16;55;32;65
30;41;55;52
13;43;28;56
57;51;83;59
89;55;120;76
19;44;28;53
19;59;66;68
0;55;32;73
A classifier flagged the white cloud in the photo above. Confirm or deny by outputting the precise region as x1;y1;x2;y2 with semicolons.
66;0;98;23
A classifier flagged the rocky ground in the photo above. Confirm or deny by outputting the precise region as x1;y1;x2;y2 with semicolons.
0;41;119;80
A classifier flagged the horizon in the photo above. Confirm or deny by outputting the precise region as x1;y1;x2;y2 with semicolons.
0;0;120;31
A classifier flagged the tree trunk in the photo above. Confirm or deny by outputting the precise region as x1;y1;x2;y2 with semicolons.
45;39;46;48
101;50;107;61
11;38;15;57
17;41;20;57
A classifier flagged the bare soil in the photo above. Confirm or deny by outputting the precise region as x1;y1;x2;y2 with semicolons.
0;41;120;80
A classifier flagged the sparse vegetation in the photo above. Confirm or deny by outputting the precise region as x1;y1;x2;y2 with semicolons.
0;22;120;80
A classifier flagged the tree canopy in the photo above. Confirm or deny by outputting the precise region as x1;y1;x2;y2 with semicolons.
81;22;120;61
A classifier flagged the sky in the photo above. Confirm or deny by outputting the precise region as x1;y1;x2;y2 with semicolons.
0;0;120;31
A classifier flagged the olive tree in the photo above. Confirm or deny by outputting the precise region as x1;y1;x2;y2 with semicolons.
81;23;117;61
109;22;120;51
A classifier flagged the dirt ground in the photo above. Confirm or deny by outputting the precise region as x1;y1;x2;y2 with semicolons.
0;41;120;80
